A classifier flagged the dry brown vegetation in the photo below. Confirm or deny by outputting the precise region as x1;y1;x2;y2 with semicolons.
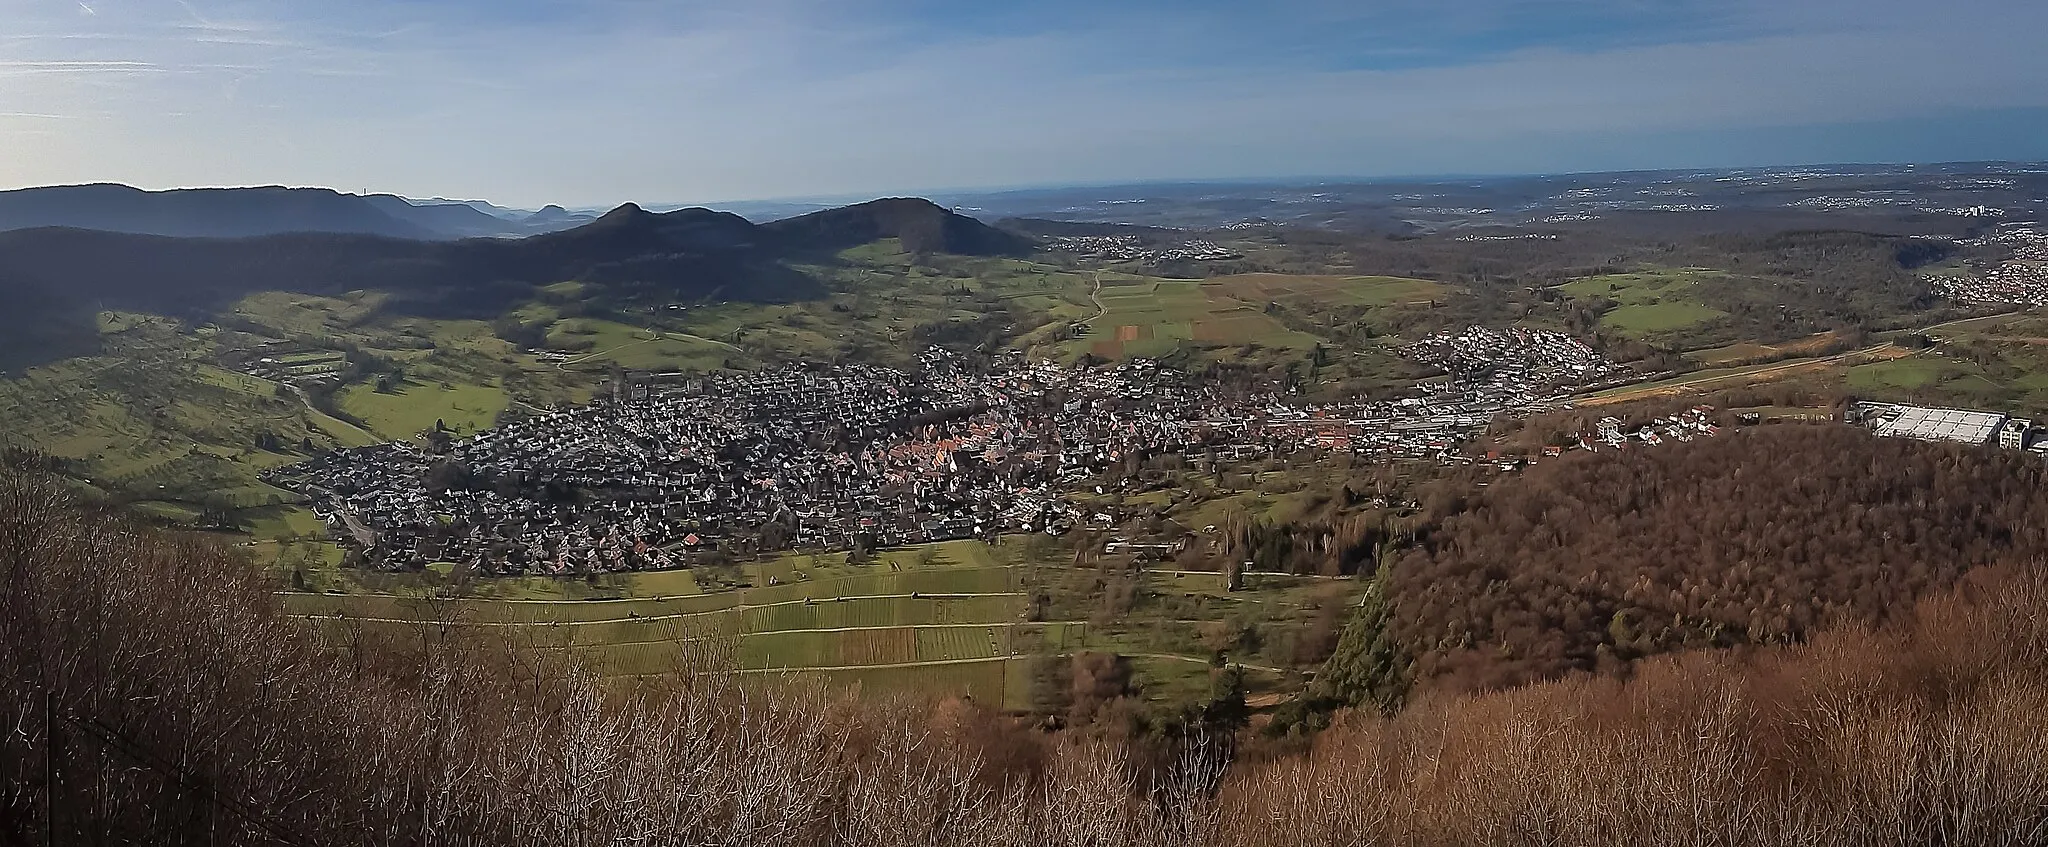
8;450;2048;845
1392;425;2048;692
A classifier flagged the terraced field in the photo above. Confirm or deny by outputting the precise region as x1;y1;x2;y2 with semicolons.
282;541;1050;705
280;539;1338;711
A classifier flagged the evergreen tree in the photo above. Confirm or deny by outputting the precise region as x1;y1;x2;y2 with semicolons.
1309;558;1410;715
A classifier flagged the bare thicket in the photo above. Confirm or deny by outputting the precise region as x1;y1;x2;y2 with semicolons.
7;455;2048;846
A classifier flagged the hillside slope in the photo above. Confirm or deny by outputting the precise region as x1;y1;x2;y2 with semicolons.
763;197;1035;255
1383;425;2048;693
0;198;1015;369
8;456;2048;846
0;184;437;239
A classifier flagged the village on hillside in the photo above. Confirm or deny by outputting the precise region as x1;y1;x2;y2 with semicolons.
1929;222;2048;305
267;329;1624;574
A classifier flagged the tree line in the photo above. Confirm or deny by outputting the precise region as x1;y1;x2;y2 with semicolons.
1380;425;2048;693
8;448;2048;845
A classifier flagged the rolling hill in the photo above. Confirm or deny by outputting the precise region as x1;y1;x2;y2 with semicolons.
0;184;606;240
0;183;437;239
763;197;1035;255
0;198;1029;370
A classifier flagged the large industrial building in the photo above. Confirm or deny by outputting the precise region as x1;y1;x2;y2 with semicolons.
1869;405;2008;446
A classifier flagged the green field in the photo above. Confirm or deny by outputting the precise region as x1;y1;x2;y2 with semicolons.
338;379;510;439
1557;269;1730;339
0;320;350;510
545;318;735;371
281;537;1344;712
1842;350;2048;413
9;243;1397;713
1832;315;2048;416
1205;273;1446;308
1601;302;1729;334
1072;277;1324;359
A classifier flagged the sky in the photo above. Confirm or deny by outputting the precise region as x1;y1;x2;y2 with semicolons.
2;0;2046;207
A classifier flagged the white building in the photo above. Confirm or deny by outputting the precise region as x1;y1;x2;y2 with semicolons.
2001;418;2033;451
1873;406;2007;447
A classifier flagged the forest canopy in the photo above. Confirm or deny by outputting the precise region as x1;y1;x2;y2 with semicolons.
1385;425;2048;692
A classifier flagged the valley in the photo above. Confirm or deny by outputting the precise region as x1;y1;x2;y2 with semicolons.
5;171;2048;724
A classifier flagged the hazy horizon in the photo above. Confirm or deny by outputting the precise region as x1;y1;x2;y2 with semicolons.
6;0;2047;207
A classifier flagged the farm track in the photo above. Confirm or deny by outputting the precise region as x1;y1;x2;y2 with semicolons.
725;652;1298;676
1578;309;2030;406
281;591;1026;627
530;620;1087;650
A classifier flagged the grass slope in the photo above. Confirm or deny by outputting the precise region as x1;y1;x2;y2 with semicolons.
1557;268;1730;340
282;538;1343;711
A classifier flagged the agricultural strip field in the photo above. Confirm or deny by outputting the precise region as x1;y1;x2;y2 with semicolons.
1203;273;1446;308
1576;344;1899;406
1687;331;1844;366
279;539;1341;709
1072;276;1335;359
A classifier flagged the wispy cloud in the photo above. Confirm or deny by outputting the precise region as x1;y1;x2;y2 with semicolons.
0;0;2043;205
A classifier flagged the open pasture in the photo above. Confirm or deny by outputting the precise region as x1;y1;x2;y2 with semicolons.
1204;273;1445;307
338;379;509;439
274;536;1333;710
1557;268;1731;339
1076;278;1318;359
545;318;733;371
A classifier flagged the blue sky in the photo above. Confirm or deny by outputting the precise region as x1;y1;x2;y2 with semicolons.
2;0;2046;207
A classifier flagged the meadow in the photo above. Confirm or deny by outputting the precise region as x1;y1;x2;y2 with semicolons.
281;536;1341;712
337;379;510;439
1556;268;1731;340
1065;273;1442;360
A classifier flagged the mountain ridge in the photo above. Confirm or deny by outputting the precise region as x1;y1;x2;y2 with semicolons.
0;184;598;240
0;183;437;240
0;196;1030;370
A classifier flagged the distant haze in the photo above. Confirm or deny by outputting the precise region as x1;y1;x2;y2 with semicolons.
4;0;2047;208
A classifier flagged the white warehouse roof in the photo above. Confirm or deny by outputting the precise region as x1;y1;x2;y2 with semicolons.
1874;406;2007;445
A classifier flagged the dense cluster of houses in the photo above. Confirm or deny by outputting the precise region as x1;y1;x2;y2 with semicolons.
1931;223;2048;305
1407;326;1619;395
269;351;1289;572
1042;235;1242;262
268;327;1631;573
1269;331;1624;464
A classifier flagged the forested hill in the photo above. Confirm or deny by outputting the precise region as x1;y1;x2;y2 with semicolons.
0;184;440;239
0;184;610;240
11;451;2048;844
1374;425;2048;693
762;198;1036;255
0;198;1023;370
